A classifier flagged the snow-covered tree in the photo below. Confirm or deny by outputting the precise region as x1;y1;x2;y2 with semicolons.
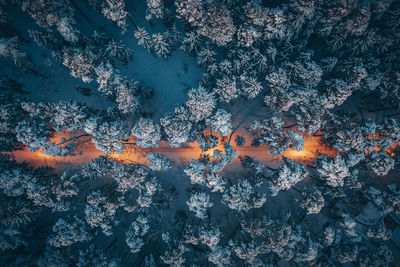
222;179;266;212
113;163;149;193
366;220;392;240
199;226;221;248
331;242;359;264
320;79;353;109
94;63;114;96
23;175;73;212
91;120;128;154
205;173;226;193
25;100;88;132
116;84;140;114
134;27;152;52
184;159;207;185
207;109;232;136
125;215;150;253
366;152;394;176
85;191;119;236
240;76;263;99
106;39;133;65
62;48;95;83
146;0;164;21
215;76;238;103
269;157;307;196
182;224;199;245
327;123;365;153
152;33;171;60
240;214;292;258
175;0;203;26
51;171;80;210
160;105;192;147
197;133;218;152
102;0;128;32
237;25;261;47
207;143;238;173
235;136;245;146
186;192;213;219
0;161;29;197
198;5;235;46
315;155;350;187
186;87;216;122
146;153;172;171
365;185;400;216
21;0;79;42
81;156;114;179
48;216;90;247
291;103;324;135
299;189;324;214
322;226;335;246
197;46;216;67
15;120;50;152
287;226;319;263
0;199;38;228
181;31;201;54
160;241;187;266
340;213;360;241
131;118;161;149
137;177;158;208
264;68;294;112
240;156;264;175
229;239;266;264
250;117;290;155
287;130;304;151
0;37;25;65
208;245;231;266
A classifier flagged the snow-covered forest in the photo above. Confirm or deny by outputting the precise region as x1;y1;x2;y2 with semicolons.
1;0;400;266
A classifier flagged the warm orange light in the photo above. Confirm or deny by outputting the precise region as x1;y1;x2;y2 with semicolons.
203;142;226;157
366;131;398;158
7;129;398;170
283;133;338;162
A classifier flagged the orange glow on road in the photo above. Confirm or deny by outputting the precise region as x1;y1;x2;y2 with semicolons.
283;133;338;162
203;142;227;157
8;129;397;170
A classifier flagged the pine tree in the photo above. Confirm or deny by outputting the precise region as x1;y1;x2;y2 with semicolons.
152;33;171;60
215;76;238;103
299;189;324;214
21;0;79;42
125;215;149;253
186;87;216;122
102;0;128;33
207;109;232;136
269;157;307;196
222;179;266;212
131;118;161;148
146;0;164;21
106;39;133;65
160;105;192;147
134;27;152;52
186;191;213;219
48;216;90;247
